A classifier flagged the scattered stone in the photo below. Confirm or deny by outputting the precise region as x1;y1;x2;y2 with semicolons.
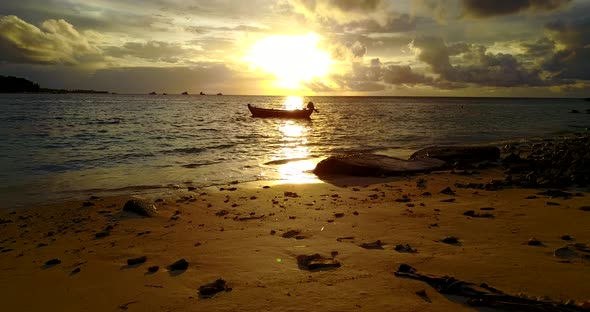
359;240;385;250
147;266;159;273
95;231;110;238
421;192;431;196
0;218;13;224
188;186;197;191
440;198;455;203
45;258;61;265
296;254;341;271
525;196;538;199
70;267;81;275
82;201;95;207
561;235;573;241
527;238;543;246
440;187;455;195
463;210;494;218
537;190;573;198
554;244;590;261
410;146;501;165
281;230;304;239
353;211;359;216
270;230;276;235
168;258;189;271
579;206;590;211
546;202;560;206
441;236;459;244
215;210;229;217
123;199;158;217
127;256;147;266
334;213;344;218
199;279;231;298
394;244;418;253
284;191;299;198
37;243;48;248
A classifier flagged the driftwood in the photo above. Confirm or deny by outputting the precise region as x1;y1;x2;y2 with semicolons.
394;264;587;311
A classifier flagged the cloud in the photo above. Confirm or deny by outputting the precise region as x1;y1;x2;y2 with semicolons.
288;0;388;24
412;36;546;87
541;17;590;80
0;15;100;65
461;0;572;17
104;41;201;64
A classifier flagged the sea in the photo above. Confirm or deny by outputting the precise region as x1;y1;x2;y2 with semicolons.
1;94;589;209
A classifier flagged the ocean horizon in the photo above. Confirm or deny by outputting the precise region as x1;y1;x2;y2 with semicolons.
1;93;589;209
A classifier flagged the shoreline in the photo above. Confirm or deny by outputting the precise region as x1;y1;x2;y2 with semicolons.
2;164;590;310
3;130;588;211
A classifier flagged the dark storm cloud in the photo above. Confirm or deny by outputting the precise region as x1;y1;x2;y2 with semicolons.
0;15;100;65
413;36;546;87
461;0;572;17
542;17;590;80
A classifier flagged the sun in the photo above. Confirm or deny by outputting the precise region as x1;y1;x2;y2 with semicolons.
245;33;332;89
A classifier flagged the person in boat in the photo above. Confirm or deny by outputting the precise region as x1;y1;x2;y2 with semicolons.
306;101;319;112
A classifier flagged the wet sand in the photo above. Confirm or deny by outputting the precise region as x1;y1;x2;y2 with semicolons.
1;168;590;311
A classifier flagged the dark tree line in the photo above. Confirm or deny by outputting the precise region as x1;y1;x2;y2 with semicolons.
0;75;41;93
0;75;108;94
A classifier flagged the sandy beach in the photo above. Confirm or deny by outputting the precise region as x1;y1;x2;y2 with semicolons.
1;164;589;311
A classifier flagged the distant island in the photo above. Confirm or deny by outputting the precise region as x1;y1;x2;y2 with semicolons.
0;75;109;94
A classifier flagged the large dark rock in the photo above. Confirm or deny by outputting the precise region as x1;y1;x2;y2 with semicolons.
123;199;158;217
410;146;500;164
313;153;445;177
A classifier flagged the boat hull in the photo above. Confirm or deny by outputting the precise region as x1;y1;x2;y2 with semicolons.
247;104;313;119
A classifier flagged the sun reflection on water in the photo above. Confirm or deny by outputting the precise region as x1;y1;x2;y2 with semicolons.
273;119;320;184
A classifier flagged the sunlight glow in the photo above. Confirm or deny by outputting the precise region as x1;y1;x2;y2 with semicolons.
245;33;332;89
275;121;318;183
283;96;304;110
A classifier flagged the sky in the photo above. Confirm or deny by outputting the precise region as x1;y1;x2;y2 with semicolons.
1;0;589;97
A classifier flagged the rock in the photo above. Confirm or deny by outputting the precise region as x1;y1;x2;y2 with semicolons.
570;109;581;113
296;254;341;271
410;146;501;164
394;244;418;253
313;153;446;177
127;256;147;265
123;199;158;217
554;244;590;261
199;279;230;298
440;187;455;195
95;231;110;238
147;266;159;273
537;190;572;198
441;236;459;244
45;258;61;265
70;267;81;274
82;201;95;207
579;206;590;211
281;230;304;239
168;258;189;271
359;240;385;250
527;238;543;246
284;191;299;198
561;235;573;241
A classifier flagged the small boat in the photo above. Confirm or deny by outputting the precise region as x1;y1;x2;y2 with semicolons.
247;102;317;119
